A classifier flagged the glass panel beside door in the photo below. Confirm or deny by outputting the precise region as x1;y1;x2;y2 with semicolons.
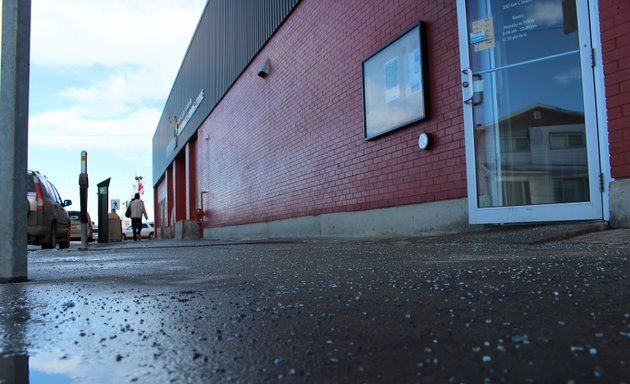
458;0;603;223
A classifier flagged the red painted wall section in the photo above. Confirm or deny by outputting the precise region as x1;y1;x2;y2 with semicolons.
173;154;187;222
166;166;174;226
192;0;466;228
153;186;160;229
600;0;630;178
186;139;198;220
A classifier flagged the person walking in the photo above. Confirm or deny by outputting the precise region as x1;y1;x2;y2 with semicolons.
130;193;148;241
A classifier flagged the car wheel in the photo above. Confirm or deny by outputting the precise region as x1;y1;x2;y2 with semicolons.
122;233;127;240
149;232;154;240
59;227;70;249
42;222;57;249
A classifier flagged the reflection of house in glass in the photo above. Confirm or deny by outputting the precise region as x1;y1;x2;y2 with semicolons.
476;103;587;207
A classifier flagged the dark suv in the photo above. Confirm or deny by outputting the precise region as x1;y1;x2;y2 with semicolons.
27;171;72;249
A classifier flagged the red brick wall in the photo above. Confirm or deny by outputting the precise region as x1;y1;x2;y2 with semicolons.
600;0;630;178
191;0;466;227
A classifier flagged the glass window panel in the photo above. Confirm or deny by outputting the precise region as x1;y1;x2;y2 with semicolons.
468;0;580;72
473;57;589;207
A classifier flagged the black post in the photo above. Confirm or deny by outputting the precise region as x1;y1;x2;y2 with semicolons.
97;178;111;243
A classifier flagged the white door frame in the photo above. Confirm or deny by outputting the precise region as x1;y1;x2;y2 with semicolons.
456;0;610;224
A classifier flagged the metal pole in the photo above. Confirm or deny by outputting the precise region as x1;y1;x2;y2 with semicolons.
79;151;89;250
0;0;31;283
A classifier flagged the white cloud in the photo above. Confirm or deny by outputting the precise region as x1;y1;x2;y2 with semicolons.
28;0;206;153
528;1;563;27
30;350;82;374
29;106;159;154
31;0;204;70
554;66;581;84
57;68;167;114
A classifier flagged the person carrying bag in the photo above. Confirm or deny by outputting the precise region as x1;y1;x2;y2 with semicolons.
129;193;148;241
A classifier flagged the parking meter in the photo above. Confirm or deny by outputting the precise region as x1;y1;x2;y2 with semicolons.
97;178;111;243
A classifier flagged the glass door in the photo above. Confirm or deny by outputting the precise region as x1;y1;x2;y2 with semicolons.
457;0;603;224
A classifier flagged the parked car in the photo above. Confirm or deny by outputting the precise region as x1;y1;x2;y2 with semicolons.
67;211;94;242
122;222;154;240
27;170;72;249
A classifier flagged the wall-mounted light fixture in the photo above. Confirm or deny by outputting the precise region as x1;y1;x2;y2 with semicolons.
258;59;270;78
418;132;432;150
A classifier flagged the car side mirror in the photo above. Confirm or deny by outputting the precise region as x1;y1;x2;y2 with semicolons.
63;199;72;207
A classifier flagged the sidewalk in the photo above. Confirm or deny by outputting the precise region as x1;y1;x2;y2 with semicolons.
4;222;629;383
87;220;621;249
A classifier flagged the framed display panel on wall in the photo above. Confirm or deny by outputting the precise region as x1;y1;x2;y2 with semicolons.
362;22;429;140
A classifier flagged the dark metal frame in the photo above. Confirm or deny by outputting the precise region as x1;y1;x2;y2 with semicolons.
362;21;430;140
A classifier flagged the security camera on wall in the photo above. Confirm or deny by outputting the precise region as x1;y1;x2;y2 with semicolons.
258;59;270;78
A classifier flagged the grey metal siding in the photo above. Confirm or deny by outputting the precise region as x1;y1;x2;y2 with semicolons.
152;0;300;185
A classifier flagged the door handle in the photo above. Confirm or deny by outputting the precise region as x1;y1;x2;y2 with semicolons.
462;69;483;106
471;74;483;106
462;69;474;104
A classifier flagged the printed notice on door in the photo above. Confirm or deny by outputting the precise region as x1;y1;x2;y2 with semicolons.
472;17;495;52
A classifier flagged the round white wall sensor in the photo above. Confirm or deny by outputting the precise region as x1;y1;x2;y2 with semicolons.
418;132;431;150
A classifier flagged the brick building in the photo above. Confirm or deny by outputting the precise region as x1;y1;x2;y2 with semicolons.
152;0;630;239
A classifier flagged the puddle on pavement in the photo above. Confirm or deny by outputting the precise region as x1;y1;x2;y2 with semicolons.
0;284;215;383
0;354;73;384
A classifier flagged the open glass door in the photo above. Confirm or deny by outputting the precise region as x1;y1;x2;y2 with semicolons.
457;0;603;224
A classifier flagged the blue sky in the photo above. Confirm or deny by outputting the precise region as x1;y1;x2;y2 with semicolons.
25;0;207;223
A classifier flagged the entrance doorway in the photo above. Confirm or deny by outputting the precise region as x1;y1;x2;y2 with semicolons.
457;0;604;223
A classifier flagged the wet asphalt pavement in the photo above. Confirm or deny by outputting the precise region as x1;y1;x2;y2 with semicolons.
1;224;629;383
